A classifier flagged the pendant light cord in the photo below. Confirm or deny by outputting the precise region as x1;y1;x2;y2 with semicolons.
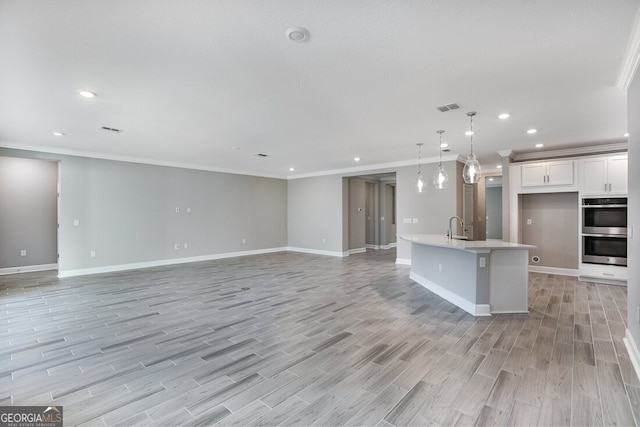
469;114;474;156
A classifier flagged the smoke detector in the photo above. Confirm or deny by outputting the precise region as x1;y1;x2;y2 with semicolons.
286;27;310;42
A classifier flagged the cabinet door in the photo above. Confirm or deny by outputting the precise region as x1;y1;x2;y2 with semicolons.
546;160;574;186
581;158;607;194
607;155;628;194
521;163;547;187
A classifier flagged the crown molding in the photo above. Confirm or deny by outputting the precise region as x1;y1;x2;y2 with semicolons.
512;141;628;162
617;6;640;91
497;149;514;159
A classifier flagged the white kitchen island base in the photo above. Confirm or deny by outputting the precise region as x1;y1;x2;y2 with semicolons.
402;235;535;316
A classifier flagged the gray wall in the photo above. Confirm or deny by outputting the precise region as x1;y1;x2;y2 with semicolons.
0;156;58;268
520;192;579;269
486;186;503;239
396;161;458;261
381;183;396;246
628;69;640;352
0;148;288;274
287;174;344;253
348;177;366;250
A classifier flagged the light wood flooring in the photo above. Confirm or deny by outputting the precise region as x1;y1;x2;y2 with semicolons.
1;249;639;426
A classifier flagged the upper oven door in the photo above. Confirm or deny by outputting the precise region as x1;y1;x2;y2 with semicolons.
582;203;627;235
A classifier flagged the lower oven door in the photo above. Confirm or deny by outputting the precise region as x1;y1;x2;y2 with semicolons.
582;234;627;266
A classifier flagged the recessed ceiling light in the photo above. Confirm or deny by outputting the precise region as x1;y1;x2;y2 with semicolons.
535;143;544;148
354;157;361;162
527;129;538;134
78;90;96;98
498;113;511;119
440;142;449;148
624;132;629;137
52;131;65;136
289;167;295;172
465;131;474;136
286;27;310;42
497;165;502;169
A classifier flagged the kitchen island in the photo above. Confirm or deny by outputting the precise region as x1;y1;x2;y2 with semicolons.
400;234;536;316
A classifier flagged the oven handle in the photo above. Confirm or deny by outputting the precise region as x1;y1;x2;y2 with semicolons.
581;204;627;208
582;233;627;238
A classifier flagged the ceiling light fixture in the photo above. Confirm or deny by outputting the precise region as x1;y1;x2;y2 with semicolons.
354;157;361;162
440;142;449;148
289;167;295;172
463;111;482;184
415;143;425;193
78;90;96;98
497;165;502;169
527;129;538;134
52;131;65;136
624;132;629;137
498;113;511;119
286;27;310;42
433;130;449;190
535;143;544;148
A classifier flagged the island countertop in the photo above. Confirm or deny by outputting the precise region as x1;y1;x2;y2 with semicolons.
400;234;536;251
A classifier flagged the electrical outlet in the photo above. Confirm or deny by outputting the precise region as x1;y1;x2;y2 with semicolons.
322;238;326;243
479;257;486;268
20;249;27;257
438;263;442;272
186;207;191;213
527;219;532;225
242;238;246;244
90;251;96;258
183;243;188;249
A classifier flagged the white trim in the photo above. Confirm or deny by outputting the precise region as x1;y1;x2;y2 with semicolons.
617;7;640;91
512;142;627;162
528;265;579;277
396;258;411;265
58;248;288;278
0;263;58;276
287;247;348;257
0;142;284;179
364;244;379;249
349;248;367;254
287;154;459;179
380;242;398;250
410;271;491;316
624;329;640;384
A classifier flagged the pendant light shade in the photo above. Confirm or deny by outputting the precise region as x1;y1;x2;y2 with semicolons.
433;130;449;189
415;143;425;193
463;112;482;184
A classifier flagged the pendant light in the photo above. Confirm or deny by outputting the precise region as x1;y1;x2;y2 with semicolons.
463;111;482;184
433;130;449;189
415;143;425;193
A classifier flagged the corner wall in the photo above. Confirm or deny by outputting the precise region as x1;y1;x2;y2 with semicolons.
626;68;640;369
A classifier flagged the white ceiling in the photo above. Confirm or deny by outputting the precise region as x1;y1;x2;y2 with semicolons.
1;0;639;178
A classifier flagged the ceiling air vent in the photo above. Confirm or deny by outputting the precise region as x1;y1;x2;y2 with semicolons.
436;102;461;112
254;153;268;158
99;126;124;133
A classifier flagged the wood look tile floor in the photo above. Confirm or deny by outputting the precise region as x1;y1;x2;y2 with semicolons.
1;249;639;426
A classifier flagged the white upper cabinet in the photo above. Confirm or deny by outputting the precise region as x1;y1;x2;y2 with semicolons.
521;160;575;188
580;154;628;195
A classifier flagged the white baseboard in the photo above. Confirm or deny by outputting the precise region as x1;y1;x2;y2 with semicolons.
380;242;397;250
528;265;578;277
0;263;58;276
349;248;367;254
396;258;411;265
58;248;288;278
286;247;349;258
410;271;491;316
625;329;640;384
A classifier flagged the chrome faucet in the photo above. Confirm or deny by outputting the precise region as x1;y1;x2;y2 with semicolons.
448;216;464;240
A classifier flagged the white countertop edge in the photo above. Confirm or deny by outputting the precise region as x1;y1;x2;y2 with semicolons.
399;234;536;251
